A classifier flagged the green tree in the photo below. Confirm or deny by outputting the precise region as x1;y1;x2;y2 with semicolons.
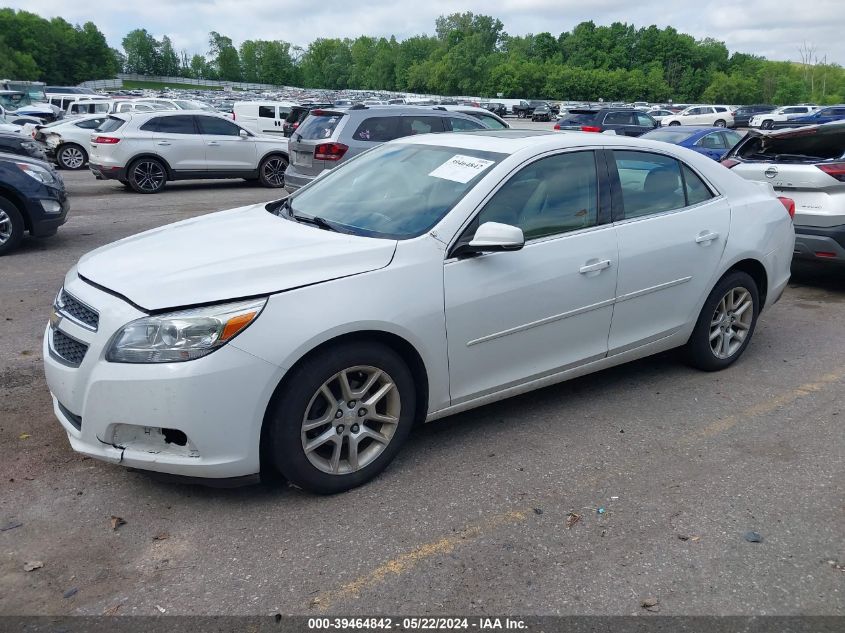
122;29;160;75
208;31;241;81
157;35;180;76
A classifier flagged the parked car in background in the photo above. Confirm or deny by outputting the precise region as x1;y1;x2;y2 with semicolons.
723;123;844;263
748;105;819;129
88;111;290;194
640;126;745;160
512;100;553;118
47;93;110;113
0;131;46;161
648;109;677;123
732;105;776;128
787;105;845;127
554;108;658;136
531;104;553;122
65;99;112;117
45;86;98;96
661;105;735;128
44;130;794;492
138;98;216;112
233;101;297;136
0;152;68;255
283;103;334;137
284;105;490;192
112;100;171;114
482;102;508;117
37;114;109;170
438;105;509;129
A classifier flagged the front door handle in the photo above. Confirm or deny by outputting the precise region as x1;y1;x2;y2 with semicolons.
579;259;612;274
695;231;719;244
207;141;220;146
156;141;171;146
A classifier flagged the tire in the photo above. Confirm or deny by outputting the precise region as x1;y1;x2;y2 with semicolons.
684;271;759;371
714;119;726;128
761;119;773;130
56;143;87;170
127;157;167;194
517;111;526;119
258;154;287;188
669;120;681;126
268;341;416;494
0;196;25;256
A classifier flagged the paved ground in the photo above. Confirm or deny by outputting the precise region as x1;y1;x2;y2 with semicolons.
1;156;843;617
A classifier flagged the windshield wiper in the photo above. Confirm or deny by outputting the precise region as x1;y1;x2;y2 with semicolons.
292;213;342;232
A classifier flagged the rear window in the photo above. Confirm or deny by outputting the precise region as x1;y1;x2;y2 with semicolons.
296;113;345;140
558;112;597;125
735;127;845;162
97;117;126;133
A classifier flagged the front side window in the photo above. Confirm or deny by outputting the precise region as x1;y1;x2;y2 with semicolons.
288;143;504;239
196;116;242;136
473;113;507;129
448;117;484;131
399;116;445;136
474;151;598;241
636;113;655;127
150;115;197;134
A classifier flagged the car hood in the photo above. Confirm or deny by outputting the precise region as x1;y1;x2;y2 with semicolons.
75;203;398;311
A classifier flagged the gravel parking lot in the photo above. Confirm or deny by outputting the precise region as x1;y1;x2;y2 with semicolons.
2;136;844;616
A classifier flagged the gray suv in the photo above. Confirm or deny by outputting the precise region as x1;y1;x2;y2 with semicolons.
284;105;491;192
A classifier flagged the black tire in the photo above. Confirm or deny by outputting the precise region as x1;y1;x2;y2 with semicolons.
268;341;416;494
517;111;526;119
56;143;87;170
669;120;681;126
0;196;25;256
684;271;759;371
258;154;288;188
761;119;773;130
127;157;167;194
714;119;726;128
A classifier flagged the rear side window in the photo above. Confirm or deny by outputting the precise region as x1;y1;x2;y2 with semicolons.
613;150;686;218
75;118;105;130
296;113;344;140
398;116;446;136
715;107;727;112
148;115;198;134
258;106;276;119
352;117;398;142
604;112;634;125
447;117;484;131
682;165;714;206
97;117;126;133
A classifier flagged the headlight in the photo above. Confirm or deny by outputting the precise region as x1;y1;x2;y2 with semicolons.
106;298;267;363
16;161;56;185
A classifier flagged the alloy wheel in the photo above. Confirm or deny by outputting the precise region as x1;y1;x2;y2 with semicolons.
262;157;287;186
60;146;85;169
709;287;753;359
0;209;11;245
300;365;400;475
132;161;165;192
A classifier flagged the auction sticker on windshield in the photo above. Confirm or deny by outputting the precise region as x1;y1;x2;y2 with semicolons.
429;154;495;183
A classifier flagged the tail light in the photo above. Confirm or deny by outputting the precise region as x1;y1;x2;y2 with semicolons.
92;136;120;144
314;142;348;161
816;162;845;182
232;112;236;120
553;124;561;130
580;126;602;133
721;158;739;168
777;196;795;220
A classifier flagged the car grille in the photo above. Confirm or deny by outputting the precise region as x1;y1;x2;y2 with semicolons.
51;329;89;367
58;289;99;330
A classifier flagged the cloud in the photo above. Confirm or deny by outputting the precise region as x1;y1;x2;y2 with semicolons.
6;0;845;64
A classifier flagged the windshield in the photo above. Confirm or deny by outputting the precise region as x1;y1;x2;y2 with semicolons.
0;92;31;108
287;143;506;239
642;129;696;143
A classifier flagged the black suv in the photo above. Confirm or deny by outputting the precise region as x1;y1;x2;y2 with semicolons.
733;104;775;128
0;152;69;255
283;103;334;137
0;132;46;161
554;108;658;136
482;102;507;116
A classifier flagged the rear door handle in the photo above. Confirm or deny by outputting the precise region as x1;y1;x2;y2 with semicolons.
695;231;719;244
207;141;220;146
156;141;171;146
579;259;612;274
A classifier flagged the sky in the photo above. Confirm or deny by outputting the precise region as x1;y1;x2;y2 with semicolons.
5;0;845;66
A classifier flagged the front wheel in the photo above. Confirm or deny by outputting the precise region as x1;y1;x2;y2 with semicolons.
268;342;416;494
57;143;87;170
714;119;726;128
259;154;287;188
668;120;681;126
684;271;759;371
0;196;25;256
761;119;773;130
517;111;526;119
127;157;166;194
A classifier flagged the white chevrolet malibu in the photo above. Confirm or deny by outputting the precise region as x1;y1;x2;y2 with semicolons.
44;130;795;493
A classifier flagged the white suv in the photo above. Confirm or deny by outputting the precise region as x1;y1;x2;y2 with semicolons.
662;105;735;128
748;105;819;130
88;111;290;193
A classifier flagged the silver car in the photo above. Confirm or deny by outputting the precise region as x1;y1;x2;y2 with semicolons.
284;106;491;192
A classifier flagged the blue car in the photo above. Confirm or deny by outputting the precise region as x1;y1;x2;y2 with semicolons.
640;126;746;160
790;105;845;125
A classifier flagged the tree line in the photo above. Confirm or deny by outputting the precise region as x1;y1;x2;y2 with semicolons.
2;8;843;104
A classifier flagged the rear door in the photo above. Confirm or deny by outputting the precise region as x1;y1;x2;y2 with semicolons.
196;115;257;171
149;114;207;172
257;105;284;135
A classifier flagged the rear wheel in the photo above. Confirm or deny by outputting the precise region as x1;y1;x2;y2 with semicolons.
268;342;415;494
259;154;287;188
669;120;681;126
127;158;166;194
684;271;759;371
761;119;773;130
56;143;87;170
714;119;726;128
0;196;25;256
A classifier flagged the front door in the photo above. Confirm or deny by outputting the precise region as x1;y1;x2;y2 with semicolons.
195;115;257;172
444;150;618;404
151;114;207;171
607;149;731;354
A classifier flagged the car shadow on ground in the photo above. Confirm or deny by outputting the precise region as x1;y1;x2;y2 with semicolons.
789;261;845;294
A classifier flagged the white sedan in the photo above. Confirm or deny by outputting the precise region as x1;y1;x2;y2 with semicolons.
37;114;108;169
44;131;795;493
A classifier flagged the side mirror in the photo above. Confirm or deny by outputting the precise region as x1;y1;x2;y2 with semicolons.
239;129;249;138
455;222;525;258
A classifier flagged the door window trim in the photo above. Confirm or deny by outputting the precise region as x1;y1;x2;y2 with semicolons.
446;148;612;259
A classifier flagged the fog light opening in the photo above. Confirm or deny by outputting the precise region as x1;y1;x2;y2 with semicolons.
162;428;188;446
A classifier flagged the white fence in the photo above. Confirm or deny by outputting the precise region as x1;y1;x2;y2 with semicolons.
116;74;286;91
79;79;123;90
